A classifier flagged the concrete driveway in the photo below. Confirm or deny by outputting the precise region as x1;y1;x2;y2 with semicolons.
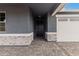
58;42;79;56
0;39;78;56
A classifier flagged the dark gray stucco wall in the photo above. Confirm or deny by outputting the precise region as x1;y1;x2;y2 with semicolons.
47;13;56;32
28;10;33;33
0;4;33;33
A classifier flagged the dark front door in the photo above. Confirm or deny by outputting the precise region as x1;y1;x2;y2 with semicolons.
34;15;47;39
35;19;44;38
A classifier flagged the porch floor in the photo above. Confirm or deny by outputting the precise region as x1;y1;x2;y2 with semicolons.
0;39;78;56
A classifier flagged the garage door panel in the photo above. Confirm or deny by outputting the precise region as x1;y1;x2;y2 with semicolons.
57;18;79;42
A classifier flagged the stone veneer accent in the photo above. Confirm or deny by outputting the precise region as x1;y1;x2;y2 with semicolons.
0;33;33;45
45;32;57;41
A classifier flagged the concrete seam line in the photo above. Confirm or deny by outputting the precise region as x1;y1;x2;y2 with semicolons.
54;43;71;56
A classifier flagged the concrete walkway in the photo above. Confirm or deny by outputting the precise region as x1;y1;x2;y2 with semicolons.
0;39;78;56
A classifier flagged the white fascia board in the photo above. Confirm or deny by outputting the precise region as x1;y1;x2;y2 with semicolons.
52;3;65;16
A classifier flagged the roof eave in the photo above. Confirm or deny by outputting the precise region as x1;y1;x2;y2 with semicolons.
52;3;65;16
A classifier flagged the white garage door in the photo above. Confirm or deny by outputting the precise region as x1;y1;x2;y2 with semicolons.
57;18;79;42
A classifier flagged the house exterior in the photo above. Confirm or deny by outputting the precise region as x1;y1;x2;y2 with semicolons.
0;3;66;45
0;3;79;46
